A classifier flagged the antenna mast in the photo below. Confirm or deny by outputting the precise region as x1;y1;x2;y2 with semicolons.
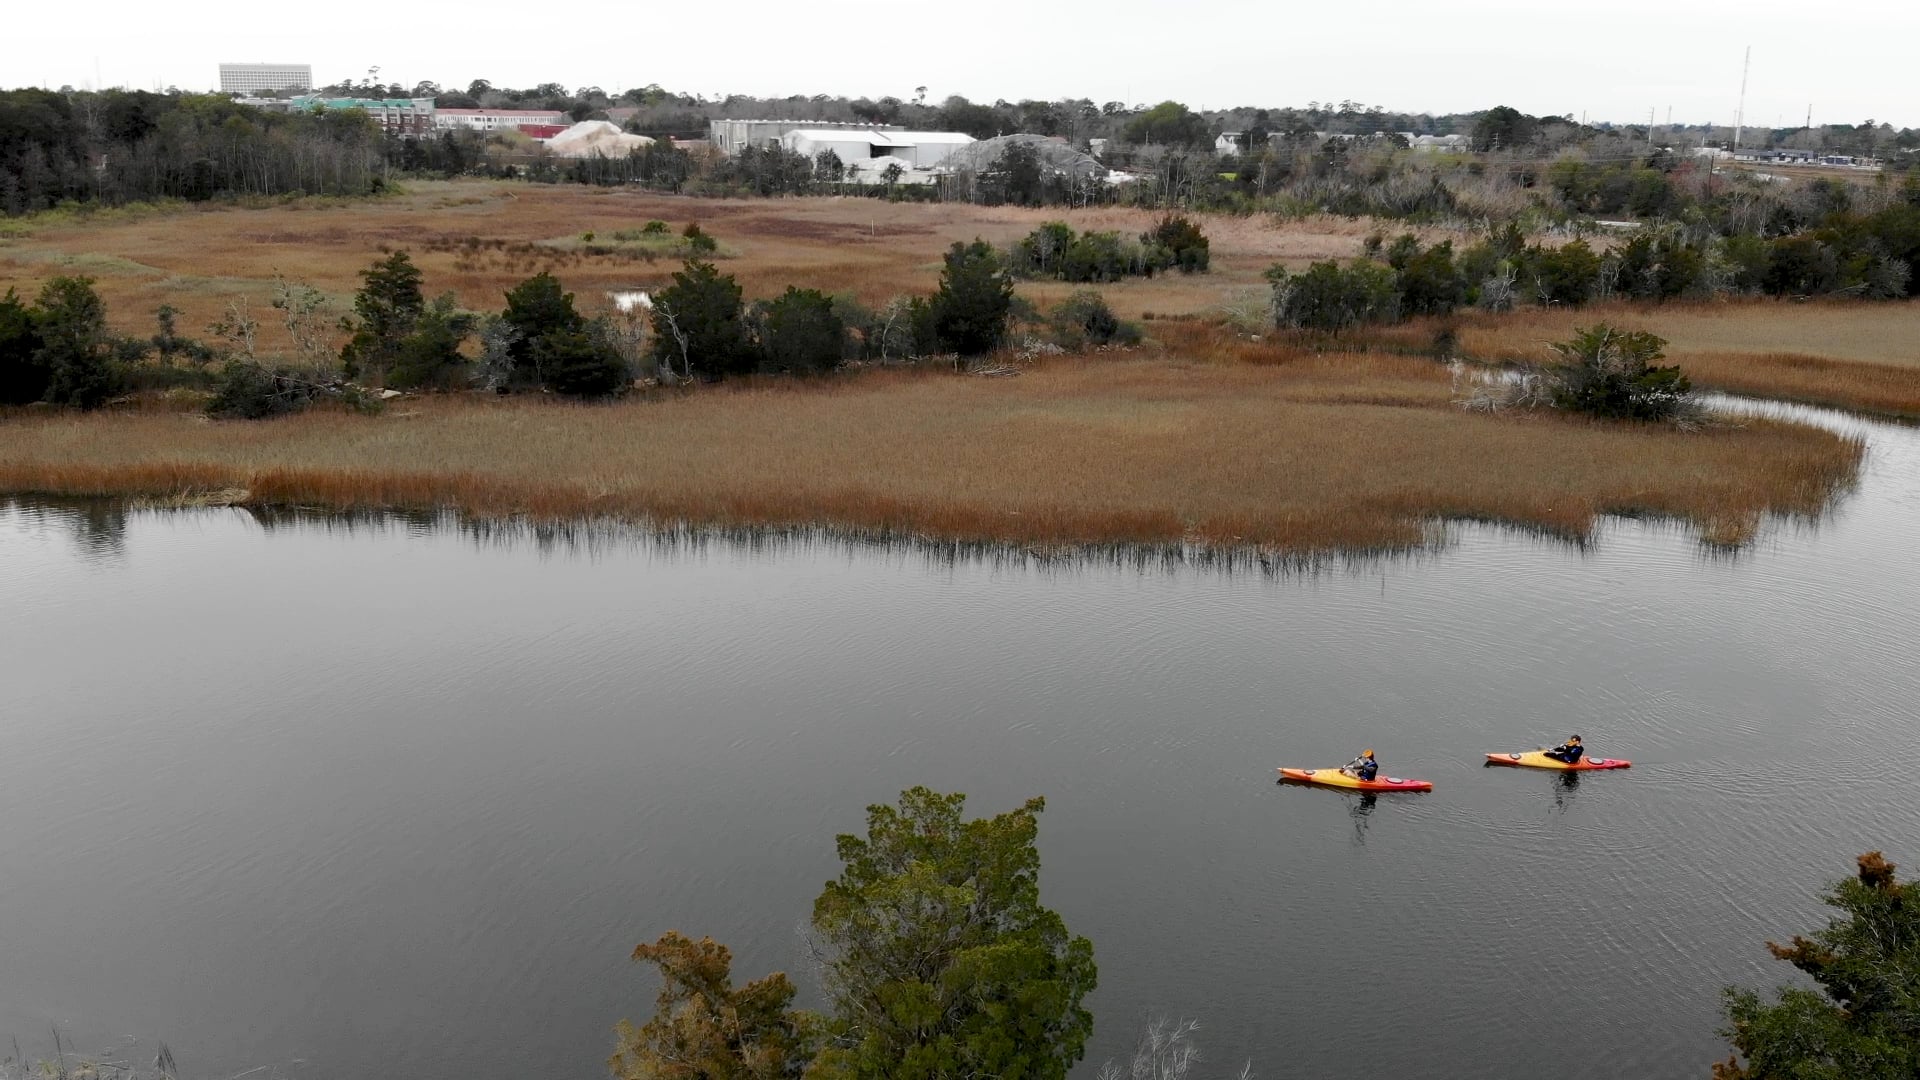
1732;45;1750;153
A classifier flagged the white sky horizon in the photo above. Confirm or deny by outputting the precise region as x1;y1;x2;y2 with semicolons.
12;0;1919;130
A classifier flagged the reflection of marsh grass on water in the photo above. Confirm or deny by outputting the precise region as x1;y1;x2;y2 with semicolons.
8;496;1453;580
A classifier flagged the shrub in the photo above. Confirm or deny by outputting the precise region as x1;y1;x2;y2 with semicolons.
1521;240;1602;305
206;361;325;419
1269;259;1401;332
1049;290;1141;348
1011;222;1077;277
1142;212;1210;273
1547;324;1693;421
537;322;630;398
1391;237;1466;316
931;240;1014;356
758;287;846;374
641;219;669;235
387;295;475;391
1060;230;1135;283
682;222;718;255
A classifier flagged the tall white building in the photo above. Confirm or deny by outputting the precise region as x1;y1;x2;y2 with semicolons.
219;63;313;94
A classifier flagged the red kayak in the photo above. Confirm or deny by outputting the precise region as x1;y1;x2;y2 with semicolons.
1277;767;1434;792
1484;751;1631;771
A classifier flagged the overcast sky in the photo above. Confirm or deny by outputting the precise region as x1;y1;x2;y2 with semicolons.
13;0;1918;129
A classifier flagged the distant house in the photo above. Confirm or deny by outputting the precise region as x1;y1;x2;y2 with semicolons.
1409;134;1467;153
1215;132;1242;156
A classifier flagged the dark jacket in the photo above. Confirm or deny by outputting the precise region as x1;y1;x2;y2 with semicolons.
1356;758;1379;781
1547;742;1583;763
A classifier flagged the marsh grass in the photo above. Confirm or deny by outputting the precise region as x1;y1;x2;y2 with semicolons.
1357;301;1920;419
0;353;1863;552
0;182;1892;551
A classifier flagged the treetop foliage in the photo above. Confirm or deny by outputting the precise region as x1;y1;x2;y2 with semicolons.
1717;852;1920;1080
610;931;815;1080
807;787;1096;1080
611;788;1095;1080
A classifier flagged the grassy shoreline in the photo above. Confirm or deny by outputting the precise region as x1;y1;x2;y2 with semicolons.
0;351;1864;552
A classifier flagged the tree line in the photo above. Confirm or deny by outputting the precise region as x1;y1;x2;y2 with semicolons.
1;224;1155;417
1267;180;1920;336
0;88;391;214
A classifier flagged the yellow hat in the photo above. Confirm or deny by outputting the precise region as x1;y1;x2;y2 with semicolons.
1362;749;1375;757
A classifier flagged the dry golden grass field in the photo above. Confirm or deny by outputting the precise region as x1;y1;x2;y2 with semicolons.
0;181;1901;551
0;335;1862;551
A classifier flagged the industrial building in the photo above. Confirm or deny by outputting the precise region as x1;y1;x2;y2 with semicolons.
219;63;313;94
709;118;901;156
435;109;569;133
779;129;975;170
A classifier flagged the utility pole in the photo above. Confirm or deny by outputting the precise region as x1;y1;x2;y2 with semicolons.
1648;107;1655;148
1732;45;1751;155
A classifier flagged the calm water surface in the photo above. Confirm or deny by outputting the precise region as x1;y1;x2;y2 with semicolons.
2;401;1916;1080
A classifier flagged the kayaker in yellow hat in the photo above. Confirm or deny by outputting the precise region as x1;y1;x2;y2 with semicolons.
1544;734;1584;765
1341;749;1379;782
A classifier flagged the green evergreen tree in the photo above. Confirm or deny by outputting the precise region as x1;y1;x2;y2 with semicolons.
501;271;586;385
929;240;1013;356
649;260;750;380
339;251;425;380
0;288;51;405
386;294;475;391
758;287;845;374
807;788;1096;1080
34;276;117;408
1716;852;1920;1080
537;321;630;398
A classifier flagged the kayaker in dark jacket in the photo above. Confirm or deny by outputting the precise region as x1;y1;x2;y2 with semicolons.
1342;749;1379;781
1545;735;1584;764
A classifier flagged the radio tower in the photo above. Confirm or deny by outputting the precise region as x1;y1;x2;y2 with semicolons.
1732;46;1751;154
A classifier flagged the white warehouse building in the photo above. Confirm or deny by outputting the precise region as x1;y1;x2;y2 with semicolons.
780;129;975;170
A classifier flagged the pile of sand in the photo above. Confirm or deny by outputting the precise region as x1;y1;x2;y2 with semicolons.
547;121;657;159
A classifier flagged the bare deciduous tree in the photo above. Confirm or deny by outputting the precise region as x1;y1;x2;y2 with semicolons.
1096;1017;1253;1080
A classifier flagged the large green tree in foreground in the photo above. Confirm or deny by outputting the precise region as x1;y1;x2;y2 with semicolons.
1716;852;1920;1079
613;788;1095;1080
807;788;1096;1080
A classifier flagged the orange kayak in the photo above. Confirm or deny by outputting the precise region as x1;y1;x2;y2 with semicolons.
1485;751;1631;771
1277;767;1434;792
